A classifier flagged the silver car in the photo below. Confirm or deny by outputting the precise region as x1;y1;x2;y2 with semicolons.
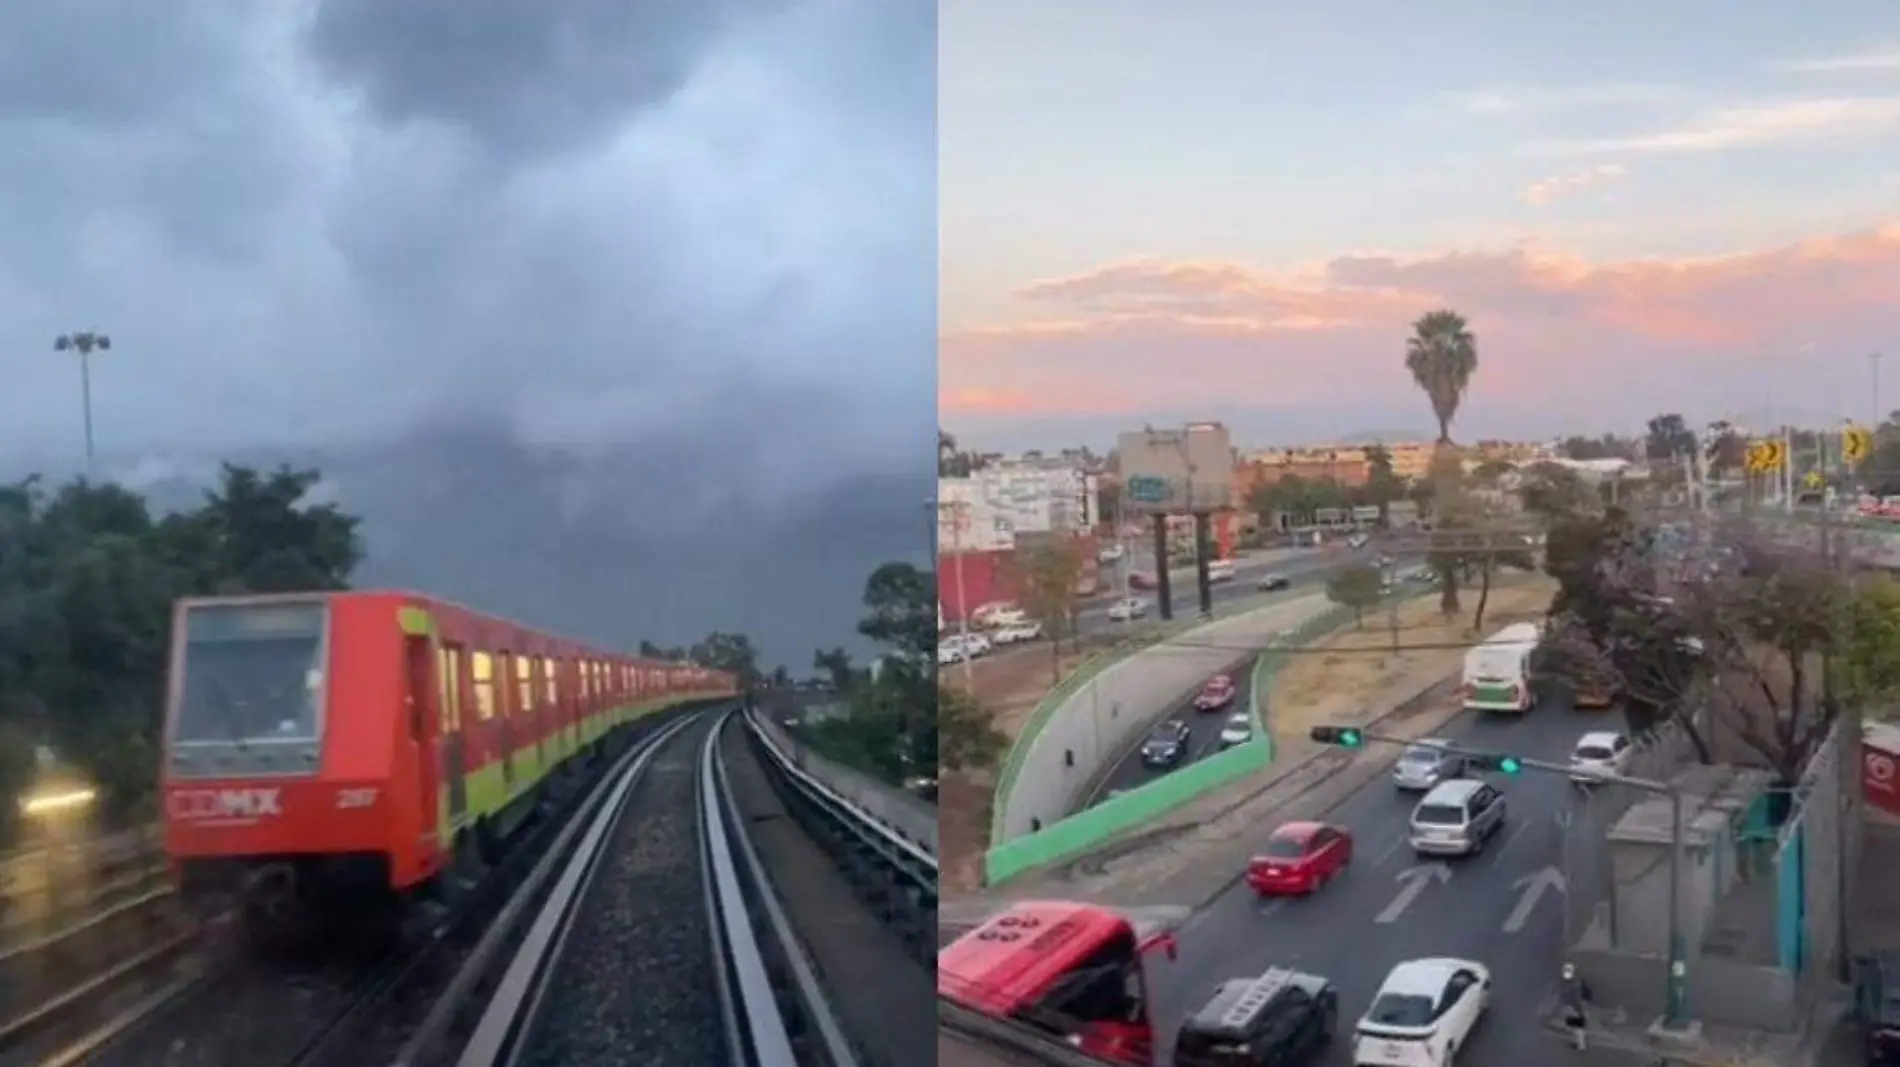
1409;779;1507;857
1392;739;1466;791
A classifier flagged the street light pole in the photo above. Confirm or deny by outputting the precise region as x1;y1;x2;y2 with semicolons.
1873;352;1885;429
52;331;111;475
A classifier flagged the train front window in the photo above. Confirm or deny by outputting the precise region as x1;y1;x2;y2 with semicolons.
174;601;328;744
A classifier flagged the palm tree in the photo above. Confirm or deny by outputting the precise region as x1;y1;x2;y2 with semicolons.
1404;310;1479;445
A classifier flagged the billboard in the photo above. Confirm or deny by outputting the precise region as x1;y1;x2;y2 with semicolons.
936;536;1101;624
1118;423;1235;515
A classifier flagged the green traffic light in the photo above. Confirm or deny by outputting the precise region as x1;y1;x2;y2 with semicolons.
1499;756;1522;774
1339;729;1362;748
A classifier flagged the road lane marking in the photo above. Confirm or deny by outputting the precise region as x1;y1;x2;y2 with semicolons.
1373;833;1408;867
1375;862;1451;923
1253;899;1287;920
1488;818;1532;866
1502;866;1567;933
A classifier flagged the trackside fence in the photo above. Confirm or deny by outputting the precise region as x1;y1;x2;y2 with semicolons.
982;603;1358;885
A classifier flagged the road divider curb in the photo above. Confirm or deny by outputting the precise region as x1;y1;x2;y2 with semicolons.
981;599;1362;886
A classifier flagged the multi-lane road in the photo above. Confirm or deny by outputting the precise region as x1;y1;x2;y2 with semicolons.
1082;547;1320;632
1077;549;1428;810
1083;655;1259;807
1153;699;1609;1066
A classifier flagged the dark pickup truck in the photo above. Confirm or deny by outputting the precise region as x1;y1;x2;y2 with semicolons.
1858;952;1900;1065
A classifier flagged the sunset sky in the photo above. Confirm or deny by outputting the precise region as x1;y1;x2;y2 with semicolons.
940;0;1900;452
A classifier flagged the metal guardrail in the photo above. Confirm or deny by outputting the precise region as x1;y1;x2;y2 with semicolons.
743;709;938;891
700;715;846;1067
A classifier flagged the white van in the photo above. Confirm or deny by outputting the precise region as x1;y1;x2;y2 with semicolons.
1207;559;1237;583
1461;622;1541;713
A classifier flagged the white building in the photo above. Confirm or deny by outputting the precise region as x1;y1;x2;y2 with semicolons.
938;464;1097;553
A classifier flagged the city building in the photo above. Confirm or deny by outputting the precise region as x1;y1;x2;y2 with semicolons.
937;463;1098;553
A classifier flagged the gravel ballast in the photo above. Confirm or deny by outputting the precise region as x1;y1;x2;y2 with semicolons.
516;711;728;1067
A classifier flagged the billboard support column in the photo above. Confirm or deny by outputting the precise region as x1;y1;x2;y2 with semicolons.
1151;514;1173;622
1193;511;1214;617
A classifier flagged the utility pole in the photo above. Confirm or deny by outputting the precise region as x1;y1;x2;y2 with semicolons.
52;331;111;475
1874;352;1885;429
936;499;977;688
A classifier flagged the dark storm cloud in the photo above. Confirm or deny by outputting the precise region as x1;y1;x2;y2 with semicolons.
304;0;780;160
0;0;937;667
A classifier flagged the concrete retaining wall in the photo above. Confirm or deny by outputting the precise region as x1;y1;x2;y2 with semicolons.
991;593;1334;849
1572;947;1799;1032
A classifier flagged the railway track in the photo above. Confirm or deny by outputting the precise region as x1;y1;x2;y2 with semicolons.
12;700;936;1067
13;707;707;1067
431;705;936;1066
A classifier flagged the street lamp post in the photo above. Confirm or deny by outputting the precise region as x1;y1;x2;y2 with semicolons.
52;331;111;475
1873;352;1884;430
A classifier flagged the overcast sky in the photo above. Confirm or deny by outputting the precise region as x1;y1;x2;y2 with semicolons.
0;1;936;663
0;0;932;484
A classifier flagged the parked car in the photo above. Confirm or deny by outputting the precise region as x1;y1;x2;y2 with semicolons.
1107;597;1149;622
992;621;1044;645
1256;572;1291;591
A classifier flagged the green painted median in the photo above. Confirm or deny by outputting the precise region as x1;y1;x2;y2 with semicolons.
982;600;1360;886
988;584;1315;847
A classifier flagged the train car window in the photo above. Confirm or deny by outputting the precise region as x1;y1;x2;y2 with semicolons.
470;651;496;721
516;654;535;714
495;652;515;717
581;660;593;700
543;657;559;705
439;645;465;732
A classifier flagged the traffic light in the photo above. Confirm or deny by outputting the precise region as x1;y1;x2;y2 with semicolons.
1309;726;1362;748
1468;752;1522;775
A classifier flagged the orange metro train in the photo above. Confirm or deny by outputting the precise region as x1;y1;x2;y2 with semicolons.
160;589;736;936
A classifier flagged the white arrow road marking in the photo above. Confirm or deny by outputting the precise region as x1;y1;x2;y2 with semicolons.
1375;862;1452;924
1503;866;1566;933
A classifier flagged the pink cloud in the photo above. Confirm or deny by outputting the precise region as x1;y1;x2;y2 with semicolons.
941;221;1900;421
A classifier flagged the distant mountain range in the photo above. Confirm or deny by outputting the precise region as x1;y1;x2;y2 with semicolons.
22;421;928;671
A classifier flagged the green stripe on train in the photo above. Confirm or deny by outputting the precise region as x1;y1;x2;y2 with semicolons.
436;695;697;843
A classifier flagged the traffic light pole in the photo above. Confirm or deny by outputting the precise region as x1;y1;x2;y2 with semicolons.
1311;727;1692;1031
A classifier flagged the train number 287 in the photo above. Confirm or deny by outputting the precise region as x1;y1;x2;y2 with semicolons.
336;788;380;809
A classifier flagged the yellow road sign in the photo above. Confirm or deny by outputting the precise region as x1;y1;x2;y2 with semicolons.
1745;439;1786;474
1843;425;1873;465
1804;470;1825;490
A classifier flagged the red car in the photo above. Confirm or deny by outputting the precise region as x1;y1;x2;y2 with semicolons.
1246;821;1354;896
1193;674;1236;712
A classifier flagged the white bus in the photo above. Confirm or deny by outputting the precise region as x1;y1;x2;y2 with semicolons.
1461;621;1543;713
